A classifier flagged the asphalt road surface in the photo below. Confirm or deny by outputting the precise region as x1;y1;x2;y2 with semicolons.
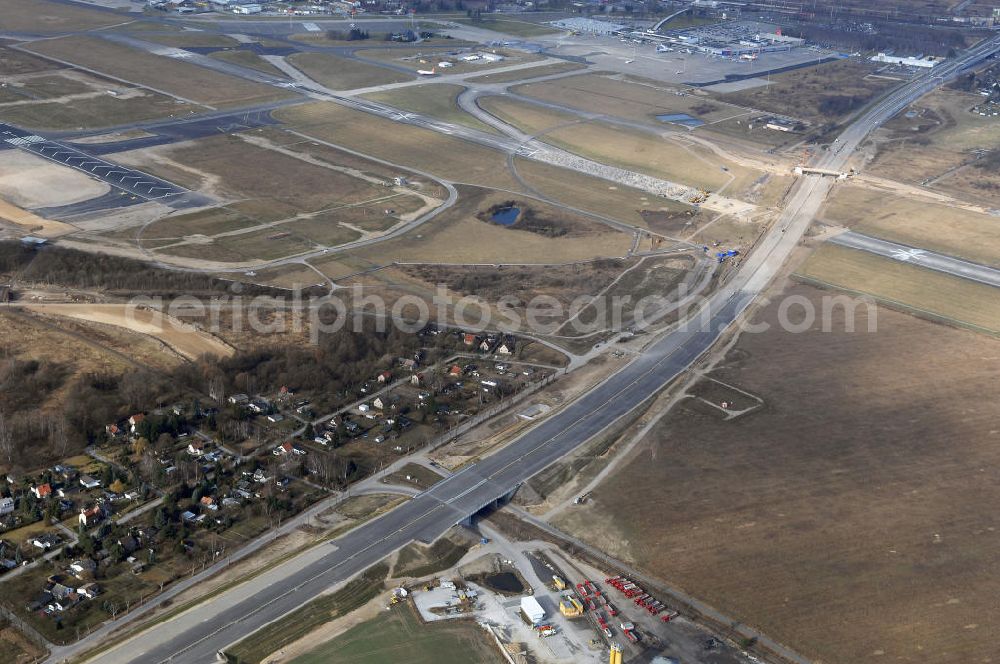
830;230;1000;289
68;32;1000;664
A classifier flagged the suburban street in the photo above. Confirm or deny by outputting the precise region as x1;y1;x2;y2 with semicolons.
60;31;1000;664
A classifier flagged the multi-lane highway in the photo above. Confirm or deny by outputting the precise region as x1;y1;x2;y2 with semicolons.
71;31;1000;664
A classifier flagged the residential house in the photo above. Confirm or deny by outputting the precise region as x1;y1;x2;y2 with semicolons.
79;506;102;527
31;534;61;550
401;358;418;371
478;338;495;353
199;496;218;511
187;440;206;457
69;559;97;580
53;465;76;481
118;536;139;555
266;413;284;423
128;413;145;434
274;441;294;456
448;364;463;377
463;332;477;346
79;475;101;490
31;483;53;500
497;337;516;355
227;394;249;406
247;398;270;415
410;373;424;386
78;582;101;599
0;497;13;516
372;396;386;410
376;370;392;384
27;591;53;612
105;423;122;438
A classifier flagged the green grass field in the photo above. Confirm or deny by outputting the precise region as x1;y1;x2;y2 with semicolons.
289;52;413;90
0;91;193;130
226;564;389;664
361;84;498;133
290;604;501;664
796;244;1000;335
208;49;286;77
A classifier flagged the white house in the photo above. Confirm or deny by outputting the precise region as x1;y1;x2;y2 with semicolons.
79;475;101;490
0;496;13;515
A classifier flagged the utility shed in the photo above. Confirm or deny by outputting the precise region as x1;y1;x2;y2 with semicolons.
520;596;545;625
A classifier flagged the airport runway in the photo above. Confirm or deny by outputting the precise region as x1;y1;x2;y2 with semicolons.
0;123;205;210
830;230;1000;289
67;105;287;155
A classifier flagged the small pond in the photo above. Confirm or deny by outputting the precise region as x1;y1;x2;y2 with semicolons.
483;572;524;594
656;113;705;127
490;206;520;225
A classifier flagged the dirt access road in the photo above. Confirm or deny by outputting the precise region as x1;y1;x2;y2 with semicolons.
19;303;233;360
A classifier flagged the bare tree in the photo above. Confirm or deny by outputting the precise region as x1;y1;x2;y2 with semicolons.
0;412;11;466
208;375;225;404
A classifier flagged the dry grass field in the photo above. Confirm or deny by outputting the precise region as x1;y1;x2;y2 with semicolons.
361;84;497;133
24;36;294;108
819;185;1000;267
0;620;45;664
288;52;413;90
0;0;125;32
869;88;1000;206
511;158;685;230
716;60;897;126
481;96;748;191
274;102;525;191
515;73;747;126
398;258;631;326
0;307;183;410
316;184;633;270
0;45;60;76
479;95;579;135
119;135;387;214
557;282;1000;664
22;304;234;360
114;134;429;263
795;244;1000;335
0;89;192;131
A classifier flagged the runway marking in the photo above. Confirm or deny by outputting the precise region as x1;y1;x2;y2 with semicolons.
891;247;926;262
5;135;43;146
